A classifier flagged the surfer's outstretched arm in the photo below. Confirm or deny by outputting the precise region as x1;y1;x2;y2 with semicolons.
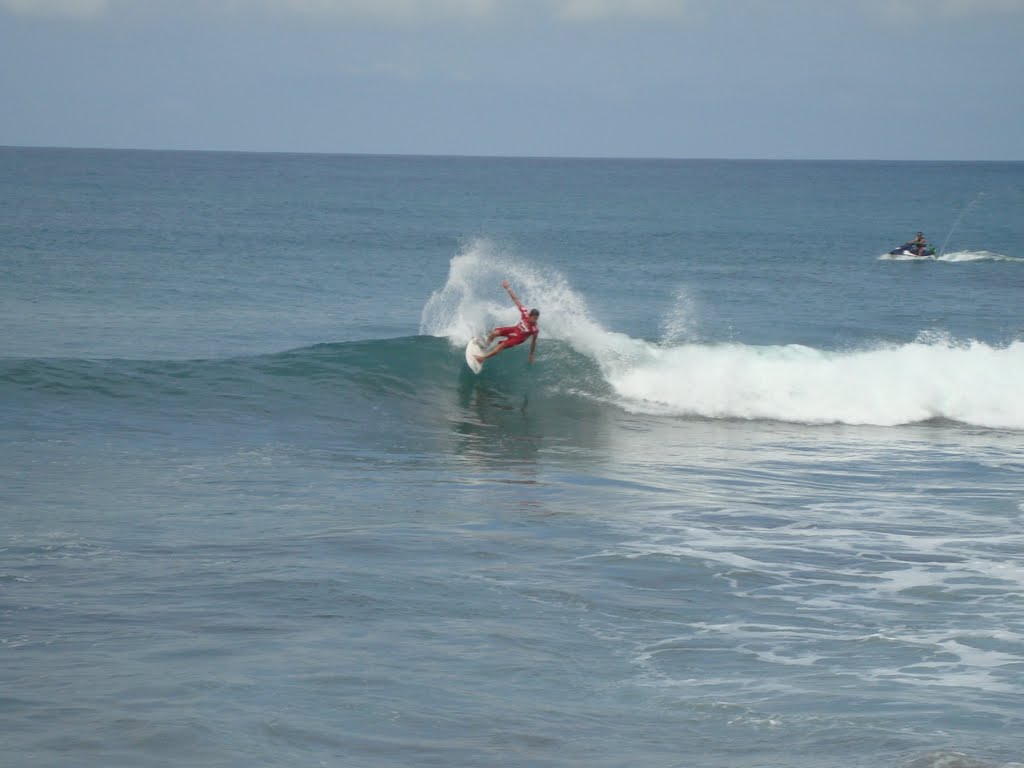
502;280;525;310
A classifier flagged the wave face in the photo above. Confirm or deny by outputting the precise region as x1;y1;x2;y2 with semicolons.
5;329;1022;436
0;337;460;419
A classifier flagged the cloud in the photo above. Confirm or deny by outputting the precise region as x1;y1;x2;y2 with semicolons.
0;0;108;17
0;0;498;20
860;0;1024;21
2;0;1020;23
241;0;497;20
247;0;688;21
549;0;689;20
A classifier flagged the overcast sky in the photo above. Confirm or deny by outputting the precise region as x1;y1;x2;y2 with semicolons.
2;0;1022;159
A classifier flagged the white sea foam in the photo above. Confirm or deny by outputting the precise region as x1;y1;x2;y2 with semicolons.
877;249;1024;262
602;336;1024;429
939;249;1023;263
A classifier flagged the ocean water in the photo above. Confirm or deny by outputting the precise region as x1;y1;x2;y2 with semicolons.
2;147;1023;768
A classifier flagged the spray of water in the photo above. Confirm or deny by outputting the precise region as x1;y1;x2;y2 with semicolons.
938;192;986;259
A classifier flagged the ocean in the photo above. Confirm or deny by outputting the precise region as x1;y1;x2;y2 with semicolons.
2;146;1023;768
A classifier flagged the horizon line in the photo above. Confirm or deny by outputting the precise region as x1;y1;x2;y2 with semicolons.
2;144;1022;164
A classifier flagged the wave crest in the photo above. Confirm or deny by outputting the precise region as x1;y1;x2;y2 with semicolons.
607;336;1024;428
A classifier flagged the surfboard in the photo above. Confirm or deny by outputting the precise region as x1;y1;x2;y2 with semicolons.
465;338;487;374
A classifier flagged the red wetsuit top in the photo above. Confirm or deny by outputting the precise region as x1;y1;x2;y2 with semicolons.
495;307;538;348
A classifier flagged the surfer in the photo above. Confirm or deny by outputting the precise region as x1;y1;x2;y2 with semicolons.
476;280;539;365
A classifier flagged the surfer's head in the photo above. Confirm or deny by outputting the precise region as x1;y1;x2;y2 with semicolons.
528;308;540;320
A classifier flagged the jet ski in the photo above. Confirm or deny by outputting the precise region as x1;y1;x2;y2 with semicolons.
889;242;935;258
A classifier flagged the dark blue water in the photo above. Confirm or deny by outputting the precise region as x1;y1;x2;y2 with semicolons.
2;147;1023;768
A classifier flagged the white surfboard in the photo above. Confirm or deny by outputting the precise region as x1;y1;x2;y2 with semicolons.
465;338;487;374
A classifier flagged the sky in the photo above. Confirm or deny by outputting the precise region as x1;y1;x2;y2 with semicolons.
1;0;1022;160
